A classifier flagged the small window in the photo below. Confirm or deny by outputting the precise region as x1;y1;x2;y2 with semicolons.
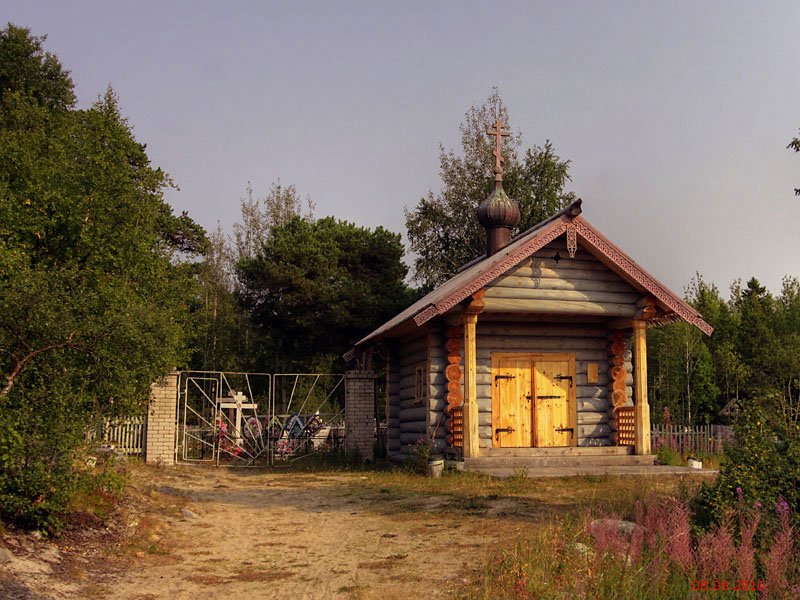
415;364;428;402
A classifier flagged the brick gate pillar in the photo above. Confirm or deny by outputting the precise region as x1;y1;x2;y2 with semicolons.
345;370;376;461
146;371;179;465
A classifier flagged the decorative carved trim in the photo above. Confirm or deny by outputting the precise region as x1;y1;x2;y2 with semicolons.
413;304;439;326
413;218;569;326
566;221;577;259
445;325;463;448
465;289;486;315
573;218;713;336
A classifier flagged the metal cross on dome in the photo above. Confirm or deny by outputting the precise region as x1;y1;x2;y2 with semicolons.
487;118;511;183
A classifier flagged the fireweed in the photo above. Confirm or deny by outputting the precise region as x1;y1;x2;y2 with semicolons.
461;495;798;599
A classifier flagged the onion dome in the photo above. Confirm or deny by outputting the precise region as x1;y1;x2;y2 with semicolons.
476;186;521;229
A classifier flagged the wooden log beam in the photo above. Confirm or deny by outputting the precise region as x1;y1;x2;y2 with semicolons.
399;407;428;422
484;287;640;304
490;275;636;293
632;320;651;455
508;265;619;279
482;298;637;317
476;323;607;337
399;433;427;444
400;421;428;433
475;337;608;351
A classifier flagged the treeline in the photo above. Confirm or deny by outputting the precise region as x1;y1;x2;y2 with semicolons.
649;276;800;434
191;182;415;374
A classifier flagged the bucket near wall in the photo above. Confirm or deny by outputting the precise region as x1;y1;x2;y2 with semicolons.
427;456;444;478
687;458;703;470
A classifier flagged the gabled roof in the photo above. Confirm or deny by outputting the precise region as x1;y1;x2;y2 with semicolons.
346;202;712;359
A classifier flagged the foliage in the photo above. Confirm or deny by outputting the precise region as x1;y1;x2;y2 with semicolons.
0;24;203;530
789;128;800;196
697;402;800;529
404;439;434;475
190;224;259;371
405;89;576;288
657;444;682;466
237;216;414;371
649;275;800;430
0;24;75;111
189;181;316;371
232;180;314;263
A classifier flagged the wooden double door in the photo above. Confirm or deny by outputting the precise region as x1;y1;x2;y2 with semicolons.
491;353;577;448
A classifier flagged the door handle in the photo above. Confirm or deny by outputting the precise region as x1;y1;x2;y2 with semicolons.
537;395;561;400
555;426;574;434
554;375;573;387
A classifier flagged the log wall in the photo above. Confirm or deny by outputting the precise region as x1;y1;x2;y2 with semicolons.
427;324;447;454
483;239;640;317
386;345;401;458
393;330;431;456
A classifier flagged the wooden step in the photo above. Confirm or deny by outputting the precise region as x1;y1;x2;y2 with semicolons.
465;465;716;478
480;446;634;457
464;454;654;469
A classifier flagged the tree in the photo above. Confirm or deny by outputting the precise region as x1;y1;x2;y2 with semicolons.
0;25;204;528
237;216;414;371
190;225;256;372
233;180;314;263
0;24;75;111
405;89;576;288
789;129;800;196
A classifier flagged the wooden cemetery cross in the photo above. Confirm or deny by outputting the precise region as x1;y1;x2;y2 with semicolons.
219;391;258;446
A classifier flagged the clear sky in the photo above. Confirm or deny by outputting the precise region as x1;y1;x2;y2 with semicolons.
5;1;800;294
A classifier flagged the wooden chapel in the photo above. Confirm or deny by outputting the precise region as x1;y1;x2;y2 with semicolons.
345;119;712;471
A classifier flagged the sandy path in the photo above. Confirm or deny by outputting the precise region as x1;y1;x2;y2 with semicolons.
97;467;520;599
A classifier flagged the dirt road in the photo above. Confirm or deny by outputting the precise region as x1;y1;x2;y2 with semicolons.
2;466;531;599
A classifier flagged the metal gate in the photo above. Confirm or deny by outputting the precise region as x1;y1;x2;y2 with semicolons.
177;371;345;466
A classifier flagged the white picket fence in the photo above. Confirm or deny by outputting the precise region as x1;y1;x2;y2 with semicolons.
89;417;146;455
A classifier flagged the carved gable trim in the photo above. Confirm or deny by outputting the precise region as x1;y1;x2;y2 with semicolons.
413;218;568;326
573;217;713;336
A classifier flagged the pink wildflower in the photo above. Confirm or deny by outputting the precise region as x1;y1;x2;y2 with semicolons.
695;516;735;579
763;506;794;597
664;499;693;572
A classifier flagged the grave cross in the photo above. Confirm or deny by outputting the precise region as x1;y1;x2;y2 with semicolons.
218;391;258;446
487;118;511;184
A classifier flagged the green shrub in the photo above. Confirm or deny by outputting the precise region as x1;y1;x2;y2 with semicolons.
404;440;433;475
68;460;129;521
656;444;682;466
697;402;800;527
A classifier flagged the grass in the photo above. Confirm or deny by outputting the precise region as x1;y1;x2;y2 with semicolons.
657;445;724;469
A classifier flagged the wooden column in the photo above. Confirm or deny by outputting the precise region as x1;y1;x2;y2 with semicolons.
462;290;484;459
632;320;651;455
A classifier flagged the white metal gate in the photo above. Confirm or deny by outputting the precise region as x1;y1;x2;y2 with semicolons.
177;371;345;466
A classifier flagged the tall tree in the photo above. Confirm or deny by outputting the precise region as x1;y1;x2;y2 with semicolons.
0;25;204;528
237;216;414;371
405;90;576;288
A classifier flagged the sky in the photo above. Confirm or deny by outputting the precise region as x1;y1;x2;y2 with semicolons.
5;0;800;295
